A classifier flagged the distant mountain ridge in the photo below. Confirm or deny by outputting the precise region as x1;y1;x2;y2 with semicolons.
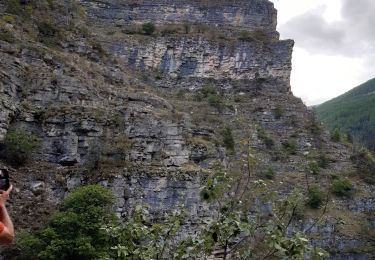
316;78;375;152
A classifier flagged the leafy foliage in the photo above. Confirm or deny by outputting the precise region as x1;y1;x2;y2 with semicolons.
105;205;185;259
331;177;354;197
307;161;320;175
282;139;298;155
142;22;156;35
317;153;330;169
273;105;284;119
316;78;375;152
207;94;224;109
350;147;375;184
264;167;275;179
15;145;329;259
0;28;16;43
331;128;341;142
0;129;40;166
221;126;235;152
257;125;275;149
15;185;116;259
307;186;325;209
194;85;224;110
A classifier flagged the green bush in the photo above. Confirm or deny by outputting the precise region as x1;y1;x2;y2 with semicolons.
15;185;116;260
237;30;269;42
307;161;320;175
351;148;375;184
0;129;40;166
207;93;223;109
37;21;59;37
317;153;330;168
257;126;274;149
306;186;325;209
201;85;217;97
5;0;27;15
273;106;284;119
331;178;353;197
0;28;15;43
309;116;323;135
142;22;156;35
264;167;275;179
282;139;297;155
2;15;16;24
194;85;224;110
222;126;235;152
331;128;341;142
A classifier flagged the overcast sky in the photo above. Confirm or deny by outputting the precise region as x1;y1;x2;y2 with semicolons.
272;0;375;105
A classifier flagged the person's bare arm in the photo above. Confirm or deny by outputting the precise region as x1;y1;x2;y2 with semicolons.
0;186;14;244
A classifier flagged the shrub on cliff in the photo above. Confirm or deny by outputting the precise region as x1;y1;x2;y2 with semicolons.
351;147;375;184
0;129;40;166
331;128;342;142
0;28;16;43
331;177;354;197
307;161;320;175
282;139;298;155
221;126;235;152
15;185;116;259
142;22;156;35
307;186;325;209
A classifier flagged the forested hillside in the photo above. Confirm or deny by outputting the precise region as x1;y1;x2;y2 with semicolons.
316;78;375;152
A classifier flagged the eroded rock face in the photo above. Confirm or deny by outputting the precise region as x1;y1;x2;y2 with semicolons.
105;37;294;88
0;48;23;140
79;0;278;37
0;0;374;258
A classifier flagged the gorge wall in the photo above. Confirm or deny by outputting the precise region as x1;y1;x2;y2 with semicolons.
79;0;278;37
0;0;374;258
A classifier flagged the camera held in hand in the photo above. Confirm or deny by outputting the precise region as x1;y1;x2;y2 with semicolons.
0;169;10;191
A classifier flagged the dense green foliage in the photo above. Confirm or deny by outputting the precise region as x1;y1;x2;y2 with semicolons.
16;185;116;259
307;161;320;175
350;147;375;184
194;85;224;110
15;168;328;260
331;177;353;197
316;78;375;152
142;22;156;35
306;186;325;209
264;167;275;179
282;139;297;155
221;126;235;151
0;129;40;166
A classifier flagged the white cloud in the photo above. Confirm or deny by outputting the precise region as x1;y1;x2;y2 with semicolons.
271;0;374;105
291;47;365;106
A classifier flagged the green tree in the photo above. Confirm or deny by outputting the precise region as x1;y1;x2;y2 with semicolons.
331;128;341;142
104;147;328;259
16;185;116;259
0;129;40;166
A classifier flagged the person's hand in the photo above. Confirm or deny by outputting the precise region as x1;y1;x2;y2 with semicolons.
0;185;12;207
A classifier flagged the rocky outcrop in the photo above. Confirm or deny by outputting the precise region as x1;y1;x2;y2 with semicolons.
79;0;278;37
0;0;374;258
104;37;294;89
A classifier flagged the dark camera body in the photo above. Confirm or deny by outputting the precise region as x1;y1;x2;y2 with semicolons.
0;169;10;191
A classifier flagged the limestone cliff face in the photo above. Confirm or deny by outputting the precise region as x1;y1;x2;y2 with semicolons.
0;0;374;258
104;37;293;90
79;0;278;37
